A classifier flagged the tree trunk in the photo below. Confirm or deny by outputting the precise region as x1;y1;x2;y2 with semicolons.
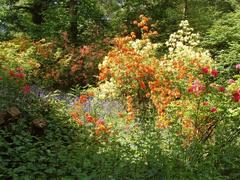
15;1;45;25
183;0;188;19
69;0;78;46
30;2;44;25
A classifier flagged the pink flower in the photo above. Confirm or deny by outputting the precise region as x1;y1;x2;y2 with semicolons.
227;79;235;84
96;119;105;125
210;107;217;113
236;64;240;70
16;67;24;72
188;80;206;96
23;85;31;95
211;69;218;77
201;67;209;74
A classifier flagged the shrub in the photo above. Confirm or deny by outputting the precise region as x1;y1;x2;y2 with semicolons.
0;34;109;89
98;15;240;148
0;64;30;109
203;9;240;77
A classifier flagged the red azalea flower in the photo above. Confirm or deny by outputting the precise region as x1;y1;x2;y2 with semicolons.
23;85;31;95
203;101;209;106
140;81;146;89
9;70;15;77
15;73;25;79
201;67;209;74
210;107;217;113
232;89;240;102
188;87;193;93
211;69;218;77
218;86;225;92
0;77;2;80
85;113;94;123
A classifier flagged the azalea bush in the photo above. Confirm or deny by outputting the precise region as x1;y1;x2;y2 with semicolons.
0;64;30;109
0;36;34;72
1;13;240;179
0;33;109;89
29;34;109;88
98;15;240;147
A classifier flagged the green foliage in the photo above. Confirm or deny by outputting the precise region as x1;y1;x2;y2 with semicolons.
0;1;240;179
104;0;236;43
203;8;240;77
1;93;239;179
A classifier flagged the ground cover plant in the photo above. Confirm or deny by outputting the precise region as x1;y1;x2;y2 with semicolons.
0;1;240;179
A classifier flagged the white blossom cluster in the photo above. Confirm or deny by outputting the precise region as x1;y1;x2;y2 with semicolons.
98;56;106;70
129;39;161;57
166;20;200;53
169;45;213;65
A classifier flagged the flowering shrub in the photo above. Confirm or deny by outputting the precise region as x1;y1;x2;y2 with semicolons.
0;64;30;109
68;92;135;141
0;65;29;90
0;37;35;72
30;36;109;88
227;67;240;103
166;20;200;52
0;34;109;89
98;16;240;145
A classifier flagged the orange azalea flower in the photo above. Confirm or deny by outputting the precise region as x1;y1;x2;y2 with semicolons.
142;26;149;31
79;95;88;104
142;16;149;22
118;112;124;118
146;92;151;98
127;112;135;122
138;22;144;28
70;112;84;126
131;34;136;39
75;119;84;126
